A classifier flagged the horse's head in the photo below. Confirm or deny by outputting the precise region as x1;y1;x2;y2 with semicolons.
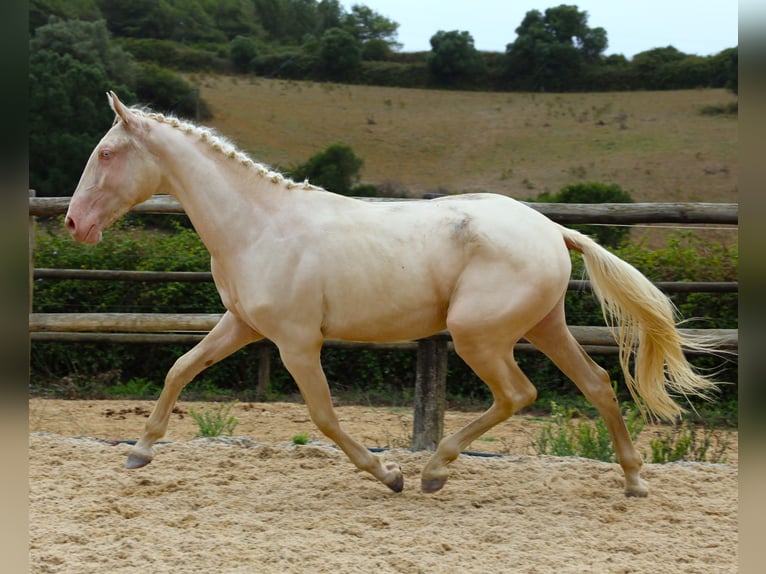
65;92;163;244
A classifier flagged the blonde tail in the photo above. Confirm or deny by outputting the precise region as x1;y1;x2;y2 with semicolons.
560;226;718;421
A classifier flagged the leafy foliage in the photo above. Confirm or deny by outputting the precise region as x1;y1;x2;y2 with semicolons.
29;0;736;92
135;63;212;120
427;30;486;87
535;400;644;462
504;5;607;91
318;28;362;81
288;143;365;195
648;422;731;463
29;17;214;196
29;19;138;197
189;402;240;437
229;35;258;73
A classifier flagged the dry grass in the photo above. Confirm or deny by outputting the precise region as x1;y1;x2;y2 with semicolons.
193;76;737;205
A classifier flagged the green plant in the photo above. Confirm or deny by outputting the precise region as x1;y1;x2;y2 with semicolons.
105;377;161;398
535;399;644;462
648;421;730;463
288;143;364;195
188;402;239;437
292;432;310;445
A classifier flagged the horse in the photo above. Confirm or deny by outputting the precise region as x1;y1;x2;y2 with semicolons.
65;91;717;497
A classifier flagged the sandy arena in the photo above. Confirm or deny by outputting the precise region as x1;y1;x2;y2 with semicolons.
29;399;737;573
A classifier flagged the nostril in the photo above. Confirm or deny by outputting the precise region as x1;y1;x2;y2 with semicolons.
65;216;76;234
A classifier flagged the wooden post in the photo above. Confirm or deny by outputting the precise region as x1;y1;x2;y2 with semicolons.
411;337;447;451
255;344;271;400
29;190;36;313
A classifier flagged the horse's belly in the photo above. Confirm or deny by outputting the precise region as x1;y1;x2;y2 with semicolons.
321;303;447;342
319;275;450;342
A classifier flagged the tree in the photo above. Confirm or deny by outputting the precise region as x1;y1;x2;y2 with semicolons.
229;35;258;72
134;64;212;120
318;27;361;81
631;46;686;89
427;30;485;86
343;4;400;50
316;0;344;33
719;47;738;94
289;144;364;195
505;5;607;91
29;0;102;33
29;19;138;196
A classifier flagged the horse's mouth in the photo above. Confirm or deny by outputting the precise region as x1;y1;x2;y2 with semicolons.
81;224;103;245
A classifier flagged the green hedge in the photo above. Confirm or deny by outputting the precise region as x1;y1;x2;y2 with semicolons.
31;220;737;409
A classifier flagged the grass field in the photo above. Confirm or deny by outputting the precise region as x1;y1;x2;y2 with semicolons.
194;76;737;205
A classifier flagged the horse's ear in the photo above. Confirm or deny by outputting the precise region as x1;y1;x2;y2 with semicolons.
107;91;134;128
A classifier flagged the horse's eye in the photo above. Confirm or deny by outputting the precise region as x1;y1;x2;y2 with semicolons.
99;149;113;160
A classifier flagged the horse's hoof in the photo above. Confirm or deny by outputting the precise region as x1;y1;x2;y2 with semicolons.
421;477;447;494
387;473;404;493
382;462;404;493
624;486;649;498
125;453;152;470
624;476;649;498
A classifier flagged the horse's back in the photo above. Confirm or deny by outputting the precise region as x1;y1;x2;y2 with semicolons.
307;193;571;342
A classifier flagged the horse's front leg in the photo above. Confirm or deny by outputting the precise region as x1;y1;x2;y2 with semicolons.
126;311;261;469
278;344;404;493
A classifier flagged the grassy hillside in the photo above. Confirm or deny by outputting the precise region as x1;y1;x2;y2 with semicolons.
195;76;737;204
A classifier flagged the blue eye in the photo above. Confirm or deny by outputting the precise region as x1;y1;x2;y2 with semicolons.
99;149;113;160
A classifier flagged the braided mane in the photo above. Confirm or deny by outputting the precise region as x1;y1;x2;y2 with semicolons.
129;106;321;191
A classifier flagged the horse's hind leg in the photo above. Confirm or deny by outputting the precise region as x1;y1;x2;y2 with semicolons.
278;344;404;493
126;311;261;469
525;301;648;497
421;332;537;493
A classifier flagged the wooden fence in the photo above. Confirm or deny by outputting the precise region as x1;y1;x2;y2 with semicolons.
29;194;738;450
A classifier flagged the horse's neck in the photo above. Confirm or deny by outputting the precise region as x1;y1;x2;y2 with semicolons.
157;132;278;255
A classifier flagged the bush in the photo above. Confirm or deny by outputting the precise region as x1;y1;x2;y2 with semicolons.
189;402;239;437
318;28;362;81
119;37;228;72
535;400;644;462
229;36;257;73
135;63;212;120
288;144;364;195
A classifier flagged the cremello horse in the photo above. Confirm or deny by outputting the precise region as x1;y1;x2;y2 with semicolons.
66;92;716;497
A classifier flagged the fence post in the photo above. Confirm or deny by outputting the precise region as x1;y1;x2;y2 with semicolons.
255;344;271;400
411;337;447;451
29;190;36;314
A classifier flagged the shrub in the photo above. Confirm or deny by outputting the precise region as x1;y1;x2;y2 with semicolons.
189;402;239;437
292;432;311;445
229;35;257;73
119;38;227;72
648;421;731;463
318;28;361;81
535;400;644;462
135;63;212;120
288;144;364;195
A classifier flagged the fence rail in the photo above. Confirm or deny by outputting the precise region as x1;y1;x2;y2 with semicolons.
33;268;738;294
29;194;739;223
29;194;739;450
